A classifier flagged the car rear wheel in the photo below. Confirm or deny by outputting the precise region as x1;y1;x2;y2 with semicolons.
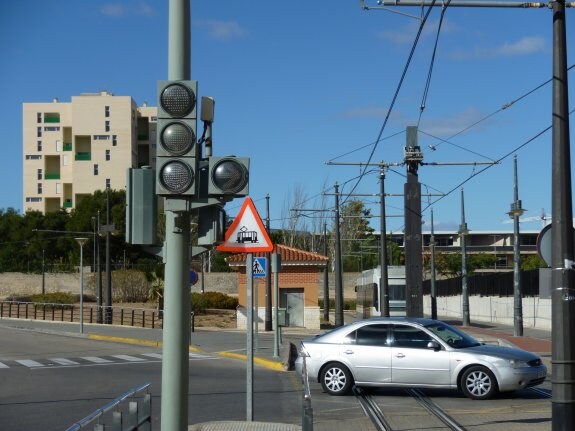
320;362;353;395
461;366;498;400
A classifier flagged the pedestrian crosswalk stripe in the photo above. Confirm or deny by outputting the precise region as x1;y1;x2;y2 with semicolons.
81;356;113;364
0;362;9;368
112;355;146;362
50;358;80;366
16;359;44;368
141;353;163;359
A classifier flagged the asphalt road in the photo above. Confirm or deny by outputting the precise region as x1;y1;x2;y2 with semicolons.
0;325;302;431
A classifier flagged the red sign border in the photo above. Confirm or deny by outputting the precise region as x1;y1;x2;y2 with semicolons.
216;197;273;253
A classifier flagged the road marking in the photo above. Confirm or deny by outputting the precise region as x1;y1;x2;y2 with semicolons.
81;356;113;364
15;359;44;368
141;353;163;359
112;355;146;362
50;358;80;366
0;362;9;368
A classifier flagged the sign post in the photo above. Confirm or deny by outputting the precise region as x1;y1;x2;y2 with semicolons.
217;198;273;422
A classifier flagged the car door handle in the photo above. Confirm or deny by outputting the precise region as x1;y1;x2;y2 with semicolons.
395;353;405;358
343;350;354;355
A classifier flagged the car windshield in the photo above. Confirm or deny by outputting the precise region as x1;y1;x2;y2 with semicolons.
425;322;481;348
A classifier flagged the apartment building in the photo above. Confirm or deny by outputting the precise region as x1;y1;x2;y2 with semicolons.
23;91;157;214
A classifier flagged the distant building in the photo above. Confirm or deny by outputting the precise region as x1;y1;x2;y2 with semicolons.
23;92;157;214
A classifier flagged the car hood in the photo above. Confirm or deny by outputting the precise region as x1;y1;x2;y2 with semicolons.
460;344;539;361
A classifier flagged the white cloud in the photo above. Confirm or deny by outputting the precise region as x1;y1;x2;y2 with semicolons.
198;20;247;41
340;106;389;119
378;18;457;45
100;1;156;18
450;36;546;60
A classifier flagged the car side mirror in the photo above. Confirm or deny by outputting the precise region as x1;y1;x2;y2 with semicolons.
427;340;441;351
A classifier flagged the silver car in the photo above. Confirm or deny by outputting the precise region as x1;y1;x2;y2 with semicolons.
295;317;547;400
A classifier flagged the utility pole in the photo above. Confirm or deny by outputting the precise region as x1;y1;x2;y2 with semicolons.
508;155;525;336
430;208;437;320
265;194;272;331
105;185;112;324
379;167;390;317
404;126;424;317
459;188;470;327
323;222;330;322
334;182;344;327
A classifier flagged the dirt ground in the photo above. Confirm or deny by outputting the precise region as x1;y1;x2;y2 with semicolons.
192;309;237;329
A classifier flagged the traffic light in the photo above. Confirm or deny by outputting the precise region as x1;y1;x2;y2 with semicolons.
156;80;198;197
207;156;250;199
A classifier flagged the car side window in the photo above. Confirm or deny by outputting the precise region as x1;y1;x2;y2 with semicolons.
392;325;433;349
355;324;390;347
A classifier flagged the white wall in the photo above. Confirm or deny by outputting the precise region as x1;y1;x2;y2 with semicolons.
424;295;552;330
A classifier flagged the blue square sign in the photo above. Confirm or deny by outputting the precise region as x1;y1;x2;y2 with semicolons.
252;257;267;278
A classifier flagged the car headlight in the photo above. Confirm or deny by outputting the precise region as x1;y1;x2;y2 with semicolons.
506;359;530;368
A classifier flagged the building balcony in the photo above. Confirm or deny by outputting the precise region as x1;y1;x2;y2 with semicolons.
63;199;73;208
75;152;91;161
44;173;61;180
63;143;72;151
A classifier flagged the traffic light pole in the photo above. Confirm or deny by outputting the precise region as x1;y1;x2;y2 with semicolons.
161;1;191;430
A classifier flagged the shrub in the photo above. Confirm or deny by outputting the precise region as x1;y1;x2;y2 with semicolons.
191;291;238;313
30;292;75;305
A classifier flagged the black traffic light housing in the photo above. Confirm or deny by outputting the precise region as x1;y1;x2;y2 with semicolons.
156;80;199;197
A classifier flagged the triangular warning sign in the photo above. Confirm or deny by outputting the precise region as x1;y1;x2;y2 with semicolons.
216;197;273;253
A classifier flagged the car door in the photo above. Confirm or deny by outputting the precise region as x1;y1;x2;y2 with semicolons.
340;323;392;384
390;324;452;385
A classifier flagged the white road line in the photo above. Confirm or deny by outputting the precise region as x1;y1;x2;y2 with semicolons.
50;358;80;366
141;353;163;359
0;362;10;369
81;356;113;364
15;359;44;368
112;355;146;362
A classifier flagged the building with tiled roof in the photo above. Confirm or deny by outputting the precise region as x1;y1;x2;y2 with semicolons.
225;244;328;330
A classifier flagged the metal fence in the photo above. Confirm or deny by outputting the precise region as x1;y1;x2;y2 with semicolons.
0;301;162;329
422;268;540;297
65;382;152;431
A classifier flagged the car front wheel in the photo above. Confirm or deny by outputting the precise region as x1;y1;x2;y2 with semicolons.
320;362;353;395
461;366;498;400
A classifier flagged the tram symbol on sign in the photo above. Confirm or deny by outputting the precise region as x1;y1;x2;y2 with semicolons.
236;226;258;244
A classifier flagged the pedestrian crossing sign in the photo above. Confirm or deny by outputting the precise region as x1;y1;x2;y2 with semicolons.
253;257;266;278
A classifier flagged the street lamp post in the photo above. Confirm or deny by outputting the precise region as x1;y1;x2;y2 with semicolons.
75;237;88;334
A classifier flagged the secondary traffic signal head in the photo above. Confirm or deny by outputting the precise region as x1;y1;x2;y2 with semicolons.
207;156;250;198
156;80;198;197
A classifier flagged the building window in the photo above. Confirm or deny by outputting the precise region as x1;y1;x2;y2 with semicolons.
94;164;99;175
105;106;110;117
26;197;42;203
37;183;42;194
56;140;62;152
44;126;60;132
37;169;42;180
105;121;110;132
93;135;110;141
37;113;42;123
106;178;111;189
56;183;61;194
112;135;117;146
37;141;42;152
105;150;110;161
26;155;42;160
37;127;42;138
63;154;69;166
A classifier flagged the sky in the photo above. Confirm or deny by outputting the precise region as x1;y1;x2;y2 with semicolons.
1;0;574;235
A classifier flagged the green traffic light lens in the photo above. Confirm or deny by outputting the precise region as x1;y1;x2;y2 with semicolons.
160;83;196;117
160;122;196;155
160;161;194;194
212;159;248;194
